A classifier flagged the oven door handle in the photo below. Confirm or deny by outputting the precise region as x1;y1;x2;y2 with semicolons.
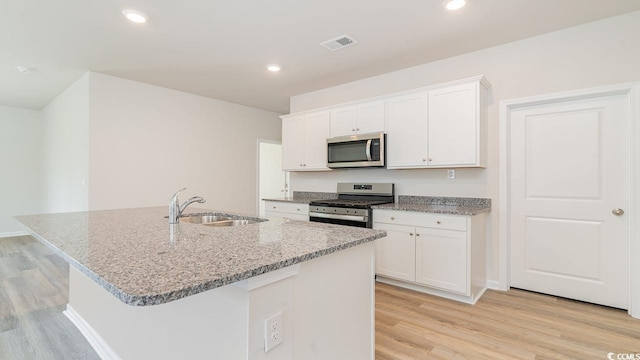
365;139;372;161
309;212;368;223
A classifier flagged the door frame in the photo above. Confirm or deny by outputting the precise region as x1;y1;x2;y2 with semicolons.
499;82;640;318
256;139;288;216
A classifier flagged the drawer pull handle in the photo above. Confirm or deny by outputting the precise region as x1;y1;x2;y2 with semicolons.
436;220;441;224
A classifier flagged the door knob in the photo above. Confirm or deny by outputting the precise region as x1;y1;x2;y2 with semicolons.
612;208;625;216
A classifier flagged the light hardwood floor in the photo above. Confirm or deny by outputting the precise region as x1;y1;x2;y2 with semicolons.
0;235;99;359
2;235;639;359
376;282;640;360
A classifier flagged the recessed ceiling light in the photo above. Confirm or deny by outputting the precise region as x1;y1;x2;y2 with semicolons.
445;0;466;10
267;64;281;72
16;66;36;74
122;9;148;24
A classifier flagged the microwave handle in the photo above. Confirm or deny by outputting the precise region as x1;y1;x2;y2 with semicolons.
365;139;372;161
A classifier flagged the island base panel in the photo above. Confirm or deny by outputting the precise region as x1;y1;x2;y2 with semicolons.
67;242;375;360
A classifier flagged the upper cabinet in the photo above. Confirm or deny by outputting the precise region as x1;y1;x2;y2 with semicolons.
386;92;429;167
387;78;489;169
330;101;386;137
282;111;331;171
281;76;490;172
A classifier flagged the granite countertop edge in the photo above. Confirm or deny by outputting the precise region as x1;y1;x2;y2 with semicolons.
261;197;315;204
25;224;386;306
372;204;491;216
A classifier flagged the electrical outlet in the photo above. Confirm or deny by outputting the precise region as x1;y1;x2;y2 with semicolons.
264;311;283;352
447;169;456;180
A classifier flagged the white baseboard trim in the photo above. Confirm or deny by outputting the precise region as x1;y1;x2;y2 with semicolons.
487;279;508;291
0;231;29;238
64;304;121;360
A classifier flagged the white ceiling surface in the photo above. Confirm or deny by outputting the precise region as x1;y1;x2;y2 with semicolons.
3;1;640;113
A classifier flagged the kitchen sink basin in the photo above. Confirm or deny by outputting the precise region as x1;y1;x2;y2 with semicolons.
177;214;265;226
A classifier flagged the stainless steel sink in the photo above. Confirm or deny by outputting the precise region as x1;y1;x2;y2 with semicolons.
177;214;264;226
203;219;257;227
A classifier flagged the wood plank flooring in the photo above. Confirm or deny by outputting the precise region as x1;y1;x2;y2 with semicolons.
376;282;640;360
0;235;99;359
2;235;639;359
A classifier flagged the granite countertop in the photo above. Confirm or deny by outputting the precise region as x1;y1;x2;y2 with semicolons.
262;197;315;204
373;196;491;216
263;191;337;204
15;207;385;307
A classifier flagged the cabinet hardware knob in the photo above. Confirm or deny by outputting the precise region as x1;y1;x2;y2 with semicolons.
612;208;625;216
436;220;441;224
428;157;433;161
422;158;427;162
296;208;300;211
352;128;356;132
390;217;395;220
409;233;414;236
272;206;276;209
416;233;420;237
356;128;360;131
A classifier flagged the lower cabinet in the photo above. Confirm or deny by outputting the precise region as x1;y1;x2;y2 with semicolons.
373;209;487;304
264;201;309;221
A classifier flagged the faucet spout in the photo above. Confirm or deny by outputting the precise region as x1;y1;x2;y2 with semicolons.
180;196;206;214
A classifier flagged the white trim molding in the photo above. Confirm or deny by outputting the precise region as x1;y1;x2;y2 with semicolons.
499;82;640;318
0;231;29;238
64;304;122;360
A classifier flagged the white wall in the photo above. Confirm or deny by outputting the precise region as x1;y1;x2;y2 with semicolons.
0;105;41;235
88;73;282;215
40;73;90;213
288;11;640;283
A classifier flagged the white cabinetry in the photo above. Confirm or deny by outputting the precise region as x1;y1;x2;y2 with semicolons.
386;78;488;169
282;111;331;171
373;209;487;304
265;201;309;221
386;92;428;167
330;101;385;137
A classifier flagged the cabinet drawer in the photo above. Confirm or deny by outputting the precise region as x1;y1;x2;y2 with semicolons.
374;209;467;231
265;202;309;215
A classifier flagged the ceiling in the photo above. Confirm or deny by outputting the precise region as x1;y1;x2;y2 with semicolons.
3;1;640;114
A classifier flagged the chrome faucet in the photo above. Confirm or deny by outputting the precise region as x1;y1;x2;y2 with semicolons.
169;188;206;224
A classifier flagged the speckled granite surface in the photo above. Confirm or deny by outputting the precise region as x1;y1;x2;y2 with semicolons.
15;207;384;306
263;191;337;204
373;196;491;215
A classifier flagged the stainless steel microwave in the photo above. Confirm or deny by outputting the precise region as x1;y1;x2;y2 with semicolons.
327;132;385;169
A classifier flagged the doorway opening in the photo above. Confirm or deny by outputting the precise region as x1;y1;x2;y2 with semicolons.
257;140;289;216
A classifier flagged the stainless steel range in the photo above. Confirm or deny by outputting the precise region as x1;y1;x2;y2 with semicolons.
309;183;395;228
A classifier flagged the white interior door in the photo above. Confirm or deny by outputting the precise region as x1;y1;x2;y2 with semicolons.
258;141;288;216
509;93;629;309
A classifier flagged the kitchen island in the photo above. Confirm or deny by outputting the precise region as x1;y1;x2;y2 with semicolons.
15;207;385;360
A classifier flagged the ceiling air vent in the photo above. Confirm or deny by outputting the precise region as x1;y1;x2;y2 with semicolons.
320;34;358;52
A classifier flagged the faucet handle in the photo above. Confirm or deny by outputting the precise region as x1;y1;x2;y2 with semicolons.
170;188;187;203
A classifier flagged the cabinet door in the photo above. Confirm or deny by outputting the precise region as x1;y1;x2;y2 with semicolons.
356;101;385;134
427;82;478;166
303;111;331;170
415;227;468;294
386;93;428;168
373;223;416;281
282;116;305;170
330;107;357;137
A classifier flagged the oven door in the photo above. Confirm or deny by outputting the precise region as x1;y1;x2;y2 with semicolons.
327;133;385;168
309;206;371;228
